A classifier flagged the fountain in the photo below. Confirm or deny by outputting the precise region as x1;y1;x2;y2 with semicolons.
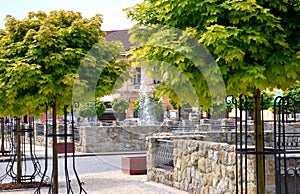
138;81;156;126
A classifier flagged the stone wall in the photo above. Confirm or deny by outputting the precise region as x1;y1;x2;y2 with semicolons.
167;130;274;148
78;125;169;153
32;122;300;154
146;135;277;194
202;130;274;147
173;140;237;194
146;136;238;193
33;124;76;146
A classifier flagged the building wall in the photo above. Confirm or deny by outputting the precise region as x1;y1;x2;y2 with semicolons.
105;30;175;120
115;66;161;119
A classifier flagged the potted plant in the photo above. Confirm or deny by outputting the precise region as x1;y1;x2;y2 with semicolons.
111;97;129;121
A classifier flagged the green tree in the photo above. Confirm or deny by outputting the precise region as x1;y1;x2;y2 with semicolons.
111;97;129;113
127;1;300;193
77;102;97;121
111;97;129;121
169;99;181;110
284;84;300;102
127;1;299;106
283;84;300;115
95;99;106;117
74;39;130;104
0;10;129;116
0;10;128;193
133;99;140;114
0;11;101;116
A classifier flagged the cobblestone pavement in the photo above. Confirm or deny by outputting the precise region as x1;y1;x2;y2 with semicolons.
0;171;187;194
0;145;188;194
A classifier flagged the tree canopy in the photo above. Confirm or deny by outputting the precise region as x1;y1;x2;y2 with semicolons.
284;84;300;102
283;83;300;112
77;101;97;119
0;10;129;116
94;99;106;116
111;97;129;113
126;0;300;110
127;0;300;193
127;2;299;192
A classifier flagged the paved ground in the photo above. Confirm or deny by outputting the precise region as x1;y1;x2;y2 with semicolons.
0;145;188;194
1;171;187;194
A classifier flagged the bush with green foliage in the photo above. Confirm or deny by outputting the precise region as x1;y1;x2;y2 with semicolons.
77;102;97;120
95;99;106;116
111;97;129;113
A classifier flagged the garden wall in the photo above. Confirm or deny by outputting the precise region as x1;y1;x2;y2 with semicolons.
32;122;300;154
77;125;169;152
146;135;277;194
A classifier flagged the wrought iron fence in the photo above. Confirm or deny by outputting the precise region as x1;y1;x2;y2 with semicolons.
278;157;300;194
229;94;300;194
154;139;174;170
0;118;14;156
0;117;44;184
35;103;86;194
170;126;196;132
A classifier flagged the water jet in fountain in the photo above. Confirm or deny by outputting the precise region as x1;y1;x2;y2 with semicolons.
138;82;156;126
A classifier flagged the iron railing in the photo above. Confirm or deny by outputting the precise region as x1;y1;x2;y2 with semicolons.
170;126;196;132
229;94;300;194
154;139;174;170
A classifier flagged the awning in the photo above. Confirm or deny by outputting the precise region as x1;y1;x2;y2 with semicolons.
100;94;121;102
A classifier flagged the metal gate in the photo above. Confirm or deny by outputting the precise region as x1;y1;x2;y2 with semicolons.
228;94;300;194
274;96;300;194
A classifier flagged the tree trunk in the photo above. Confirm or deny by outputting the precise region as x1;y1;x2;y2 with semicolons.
16;117;21;183
1;119;4;155
52;102;58;194
253;89;265;194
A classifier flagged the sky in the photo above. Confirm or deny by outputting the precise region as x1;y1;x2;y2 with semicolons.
0;0;143;31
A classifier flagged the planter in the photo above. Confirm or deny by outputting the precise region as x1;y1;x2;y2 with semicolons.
122;156;147;175
57;142;74;154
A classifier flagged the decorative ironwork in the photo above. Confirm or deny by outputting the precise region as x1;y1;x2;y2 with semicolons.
277;157;300;194
230;94;300;194
34;103;51;193
274;96;300;194
230;94;252;194
0;117;13;156
170;126;196;132
0;116;45;184
154;139;174;170
35;103;86;194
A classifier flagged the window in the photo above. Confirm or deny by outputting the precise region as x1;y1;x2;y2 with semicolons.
134;67;141;84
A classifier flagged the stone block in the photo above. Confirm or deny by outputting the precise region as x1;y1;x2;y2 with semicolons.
198;158;206;173
204;186;209;194
187;168;192;183
122;156;147;175
57;142;74;154
207;173;213;186
174;182;180;189
266;174;275;185
190;152;198;165
214;166;222;185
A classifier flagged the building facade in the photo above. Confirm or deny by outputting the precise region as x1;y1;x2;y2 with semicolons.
105;30;173;120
